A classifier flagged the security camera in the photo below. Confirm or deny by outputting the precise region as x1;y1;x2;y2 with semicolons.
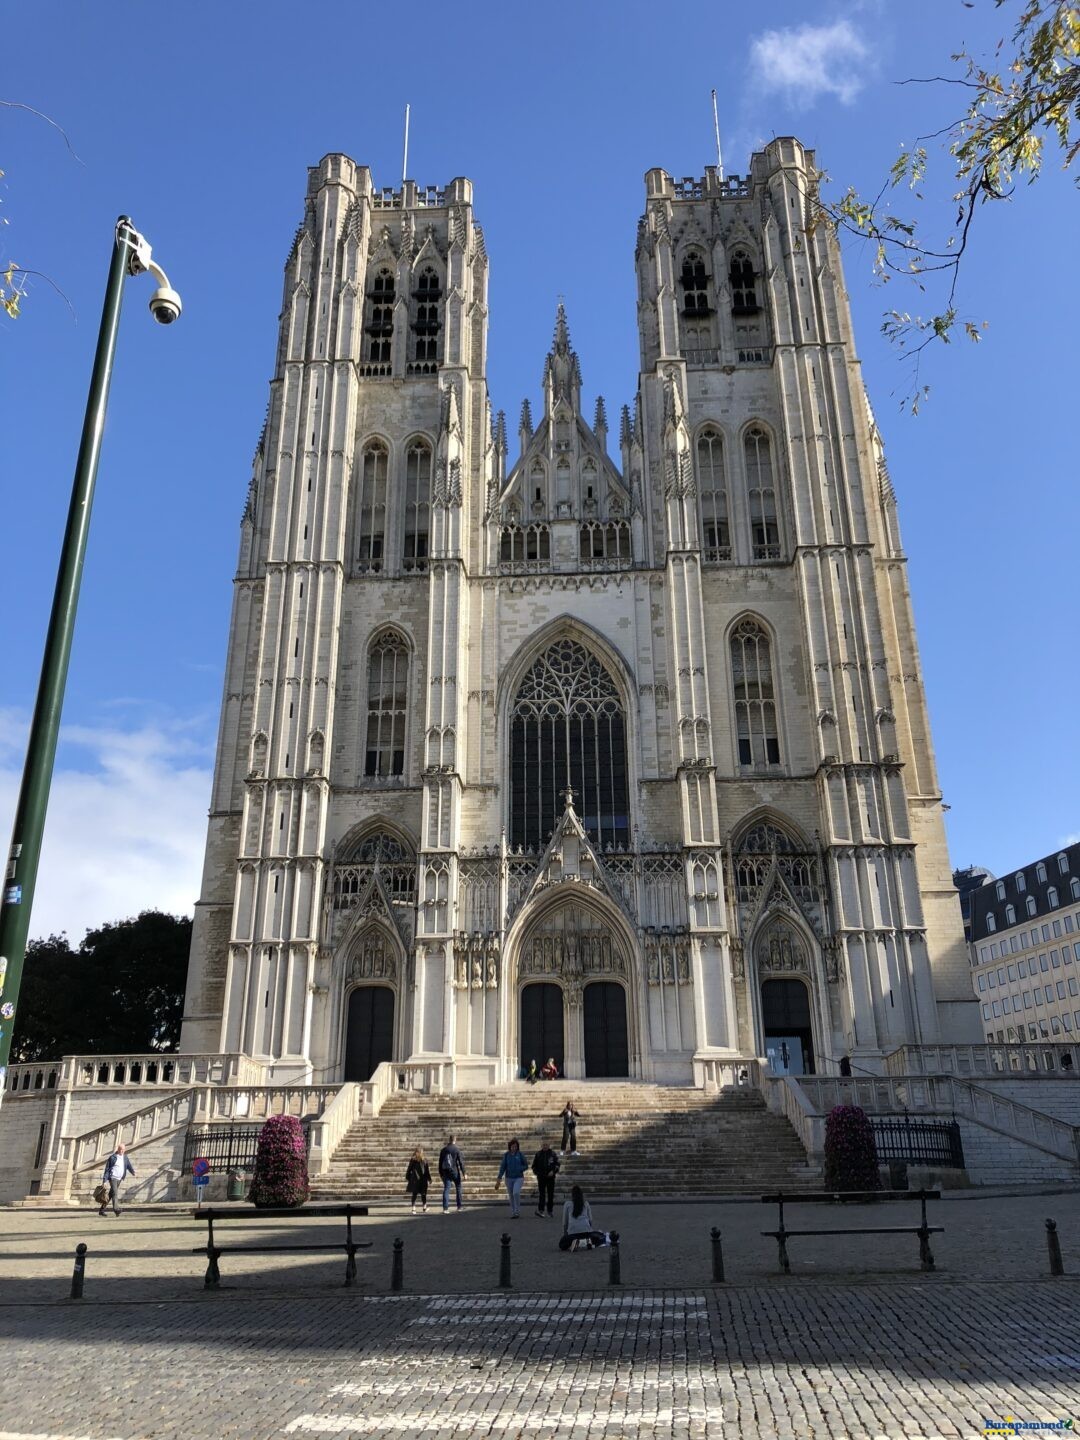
149;285;182;325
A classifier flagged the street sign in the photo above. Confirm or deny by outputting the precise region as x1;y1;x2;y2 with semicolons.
193;1175;209;1188
192;1157;210;1179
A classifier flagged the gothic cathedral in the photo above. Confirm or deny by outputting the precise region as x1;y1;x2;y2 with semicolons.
179;140;979;1087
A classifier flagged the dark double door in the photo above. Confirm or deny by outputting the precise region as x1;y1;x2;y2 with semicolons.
344;985;395;1082
520;983;564;1074
761;977;815;1075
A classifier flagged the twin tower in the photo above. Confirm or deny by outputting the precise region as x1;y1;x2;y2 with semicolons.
179;139;978;1089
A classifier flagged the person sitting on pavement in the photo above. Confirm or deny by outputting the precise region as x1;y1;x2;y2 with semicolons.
559;1184;609;1250
540;1056;559;1080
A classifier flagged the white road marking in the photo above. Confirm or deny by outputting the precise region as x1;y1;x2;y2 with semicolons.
286;1411;703;1435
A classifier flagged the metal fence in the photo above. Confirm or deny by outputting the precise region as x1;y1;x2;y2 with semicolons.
182;1124;311;1174
871;1116;964;1169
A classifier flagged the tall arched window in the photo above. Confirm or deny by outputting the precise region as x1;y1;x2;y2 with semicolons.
510;639;629;852
680;252;709;315
365;631;408;777
403;440;432;572
730;250;758;313
411;265;441;365
357;442;388;572
745;427;780;561
731;618;780;767
696;428;730;562
366;267;395;364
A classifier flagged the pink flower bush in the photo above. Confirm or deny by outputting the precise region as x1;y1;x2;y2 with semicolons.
249;1114;310;1208
823;1104;881;1193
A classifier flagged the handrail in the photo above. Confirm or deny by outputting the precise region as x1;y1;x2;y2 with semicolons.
884;1042;1080;1078
308;1084;360;1175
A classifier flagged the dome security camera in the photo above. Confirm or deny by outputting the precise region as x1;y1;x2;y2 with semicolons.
148;285;182;325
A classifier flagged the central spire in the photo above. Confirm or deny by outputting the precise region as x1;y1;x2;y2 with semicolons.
543;300;582;415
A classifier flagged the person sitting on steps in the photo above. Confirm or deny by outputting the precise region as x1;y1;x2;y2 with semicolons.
524;1059;539;1085
540;1056;559;1080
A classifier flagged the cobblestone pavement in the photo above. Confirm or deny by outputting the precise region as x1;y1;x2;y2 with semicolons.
0;1284;1078;1439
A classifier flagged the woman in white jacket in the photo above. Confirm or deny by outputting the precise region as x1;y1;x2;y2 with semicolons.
560;1185;607;1250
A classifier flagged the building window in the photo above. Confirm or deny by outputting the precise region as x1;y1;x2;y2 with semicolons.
366;267;395;365
729;249;759;314
1037;862;1048;883
680;251;710;316
731;618;780;767
1048;886;1059;908
403;440;432;573
411;266;441;365
745;428;781;561
1071;878;1080;901
995;880;1006;901
986;913;996;933
1016;871;1026;892
1005;904;1016;925
357;442;388;571
578;521;631;567
1027;895;1038;917
1059;853;1070;875
696;429;730;562
499;523;551;570
509;638;629;852
365;631;408;778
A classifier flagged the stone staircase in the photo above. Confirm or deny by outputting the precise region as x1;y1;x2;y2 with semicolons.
310;1081;816;1200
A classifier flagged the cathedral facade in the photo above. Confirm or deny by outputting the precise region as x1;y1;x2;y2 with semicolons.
179;139;979;1087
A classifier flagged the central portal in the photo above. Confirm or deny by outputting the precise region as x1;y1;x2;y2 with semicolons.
583;981;629;1076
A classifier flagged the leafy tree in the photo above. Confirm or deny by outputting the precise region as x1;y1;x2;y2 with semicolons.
11;910;192;1061
814;1;1079;406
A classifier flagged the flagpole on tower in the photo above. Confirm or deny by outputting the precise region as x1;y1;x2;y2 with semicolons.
711;89;724;181
402;103;410;185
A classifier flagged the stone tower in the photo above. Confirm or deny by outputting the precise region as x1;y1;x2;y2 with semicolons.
180;141;978;1084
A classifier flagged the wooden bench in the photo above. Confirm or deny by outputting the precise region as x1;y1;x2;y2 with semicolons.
760;1189;942;1273
192;1203;371;1289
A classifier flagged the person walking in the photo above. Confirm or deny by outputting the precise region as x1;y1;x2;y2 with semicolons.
496;1137;529;1218
531;1138;560;1217
99;1142;135;1217
559;1184;605;1250
438;1134;466;1212
560;1100;581;1155
405;1148;431;1214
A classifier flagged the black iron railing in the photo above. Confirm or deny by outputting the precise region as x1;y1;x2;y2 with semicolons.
872;1116;964;1169
182;1124;311;1174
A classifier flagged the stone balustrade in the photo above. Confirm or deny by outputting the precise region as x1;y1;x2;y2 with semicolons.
6;1052;260;1096
885;1042;1080;1077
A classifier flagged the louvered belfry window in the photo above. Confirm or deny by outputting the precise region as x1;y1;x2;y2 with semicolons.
365;631;408;777
510;639;629;852
730;618;780;767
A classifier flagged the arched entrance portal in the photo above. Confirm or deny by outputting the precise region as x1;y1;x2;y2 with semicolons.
344;985;395;1081
583;982;629;1077
520;983;564;1074
761;978;814;1076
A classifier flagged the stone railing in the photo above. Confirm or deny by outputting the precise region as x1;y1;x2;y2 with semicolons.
6;1052;261;1096
795;1072;1080;1167
46;1084;340;1197
885;1043;1080;1077
308;1084;361;1174
692;1057;750;1092
358;1060;451;1118
751;1060;826;1159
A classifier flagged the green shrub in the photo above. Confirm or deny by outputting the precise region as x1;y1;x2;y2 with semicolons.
249;1114;310;1208
823;1104;881;1193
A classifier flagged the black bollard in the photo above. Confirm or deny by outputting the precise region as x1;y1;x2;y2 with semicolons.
499;1232;512;1288
391;1237;404;1291
608;1230;621;1286
70;1242;87;1300
1047;1218;1065;1276
710;1226;725;1283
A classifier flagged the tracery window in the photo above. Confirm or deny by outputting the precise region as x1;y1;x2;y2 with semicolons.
411;265;441;365
510;639;629;852
745;427;781;561
734;820;817;904
578;521;631;567
696;428;730;562
403;440;432;572
366;267;395;364
680;252;710;315
365;631;408;778
334;829;417;906
357;442;388;572
731;619;780;768
499;523;550;570
730;250;759;313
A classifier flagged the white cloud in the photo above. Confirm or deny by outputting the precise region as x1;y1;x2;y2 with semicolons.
0;711;212;943
749;19;873;106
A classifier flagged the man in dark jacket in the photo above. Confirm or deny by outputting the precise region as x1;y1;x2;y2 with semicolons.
531;1139;560;1217
438;1134;466;1212
99;1143;135;1216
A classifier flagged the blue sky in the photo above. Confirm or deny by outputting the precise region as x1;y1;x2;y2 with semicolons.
2;0;1076;941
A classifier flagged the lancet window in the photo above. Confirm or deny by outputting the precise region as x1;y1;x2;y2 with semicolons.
730;619;780;768
357;442;388;572
403;440;432;572
579;521;631;567
745;427;781;561
696;428;730;562
729;250;759;314
366;267;395;364
499;523;551;571
365;631;408;778
510;639;629;852
680;252;710;316
411;265;441;366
